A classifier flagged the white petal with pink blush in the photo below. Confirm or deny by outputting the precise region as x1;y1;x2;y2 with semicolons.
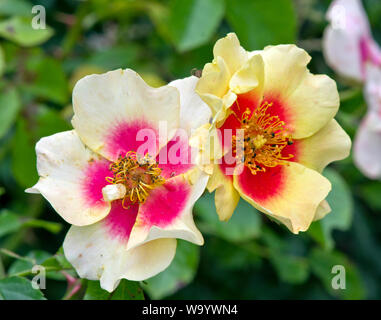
63;216;177;292
27;71;210;291
72;69;180;161
26;130;112;226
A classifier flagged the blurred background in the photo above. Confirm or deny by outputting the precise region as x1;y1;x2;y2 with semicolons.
0;0;381;300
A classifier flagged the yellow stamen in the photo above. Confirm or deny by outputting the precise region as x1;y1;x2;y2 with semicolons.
252;134;267;149
232;101;294;175
105;151;165;208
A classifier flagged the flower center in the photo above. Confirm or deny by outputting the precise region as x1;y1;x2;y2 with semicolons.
232;101;294;175
105;151;165;207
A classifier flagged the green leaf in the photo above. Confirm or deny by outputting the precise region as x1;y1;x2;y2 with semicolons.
23;219;62;234
85;280;144;300
167;43;214;78
8;250;51;276
24;57;69;104
166;0;225;52
0;88;21;139
206;238;262;271
36;105;71;138
110;280;145;300
195;192;262;242
5;248;74;281
0;209;62;237
11;118;38;188
52;247;73;270
309;248;366;299
41;250;75;281
0;210;22;238
307;221;326;248
0;277;46;300
40;256;61;270
269;253;309;284
226;0;297;50
262;228;309;284
0;16;53;47
339;88;365;114
8;250;67;281
142;240;199;299
88;45;139;70
84;281;111;300
0;248;33;262
309;168;354;249
358;182;381;211
0;0;33;16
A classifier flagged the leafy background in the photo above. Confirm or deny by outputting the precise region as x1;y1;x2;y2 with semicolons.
0;0;380;300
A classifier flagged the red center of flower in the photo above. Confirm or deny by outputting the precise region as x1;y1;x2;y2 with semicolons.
105;151;165;207
232;101;294;175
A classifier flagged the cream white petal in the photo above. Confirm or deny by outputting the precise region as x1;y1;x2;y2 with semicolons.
229;53;264;95
233;162;331;234
297;120;352;173
26;130;110;226
72;69;180;161
260;44;311;99
207;164;240;221
198;57;230;99
168;76;212;135
313;200;331;222
213;32;248;76
259;44;340;139
63;223;176;292
286;70;340;139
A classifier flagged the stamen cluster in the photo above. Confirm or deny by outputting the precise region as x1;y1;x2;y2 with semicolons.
105;151;165;207
232;102;294;174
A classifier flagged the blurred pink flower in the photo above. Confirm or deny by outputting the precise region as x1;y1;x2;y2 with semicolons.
323;0;381;82
323;0;381;179
354;64;381;178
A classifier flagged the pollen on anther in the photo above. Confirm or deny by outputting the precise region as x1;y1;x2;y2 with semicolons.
104;151;165;207
232;101;294;175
